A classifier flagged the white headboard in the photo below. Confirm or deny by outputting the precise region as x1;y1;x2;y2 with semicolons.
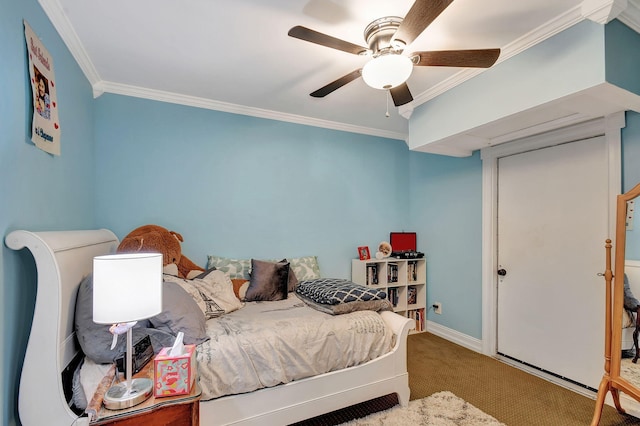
6;230;119;426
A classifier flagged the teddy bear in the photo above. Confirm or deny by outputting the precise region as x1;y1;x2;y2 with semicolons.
116;224;204;279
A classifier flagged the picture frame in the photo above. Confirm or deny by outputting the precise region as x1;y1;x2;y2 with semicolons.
358;246;371;260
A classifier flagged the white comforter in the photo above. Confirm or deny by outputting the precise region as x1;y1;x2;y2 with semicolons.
197;294;393;400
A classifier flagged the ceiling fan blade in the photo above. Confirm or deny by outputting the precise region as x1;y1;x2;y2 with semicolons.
288;26;369;55
392;0;454;47
412;49;501;68
310;70;362;98
390;83;413;106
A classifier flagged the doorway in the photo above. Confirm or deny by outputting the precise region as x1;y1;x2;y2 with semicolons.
481;114;624;391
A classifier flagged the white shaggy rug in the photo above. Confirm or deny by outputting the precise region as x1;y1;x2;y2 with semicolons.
621;358;640;389
339;391;506;426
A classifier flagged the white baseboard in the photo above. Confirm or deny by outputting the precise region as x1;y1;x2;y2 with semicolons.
425;320;483;353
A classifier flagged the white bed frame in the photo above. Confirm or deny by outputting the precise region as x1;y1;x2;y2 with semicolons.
6;229;414;426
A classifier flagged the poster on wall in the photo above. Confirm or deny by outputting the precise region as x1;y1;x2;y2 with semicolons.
24;20;60;156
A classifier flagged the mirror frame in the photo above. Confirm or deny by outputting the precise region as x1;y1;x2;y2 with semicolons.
592;181;640;425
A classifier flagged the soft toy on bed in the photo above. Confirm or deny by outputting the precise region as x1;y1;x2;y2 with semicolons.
117;224;204;279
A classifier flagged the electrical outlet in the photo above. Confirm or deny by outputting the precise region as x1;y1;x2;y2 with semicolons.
433;302;442;314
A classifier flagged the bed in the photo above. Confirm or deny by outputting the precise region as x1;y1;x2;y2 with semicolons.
6;229;414;426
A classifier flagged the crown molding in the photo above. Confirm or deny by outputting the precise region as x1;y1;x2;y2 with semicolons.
619;0;640;31
582;0;628;24
100;81;408;141
38;0;101;85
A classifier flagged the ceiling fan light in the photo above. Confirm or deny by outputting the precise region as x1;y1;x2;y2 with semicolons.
362;55;413;90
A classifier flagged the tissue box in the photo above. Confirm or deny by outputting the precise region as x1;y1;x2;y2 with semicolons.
154;344;196;397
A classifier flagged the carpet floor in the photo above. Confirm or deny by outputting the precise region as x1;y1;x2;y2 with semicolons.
293;332;640;425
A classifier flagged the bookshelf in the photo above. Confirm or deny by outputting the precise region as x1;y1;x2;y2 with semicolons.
351;257;426;333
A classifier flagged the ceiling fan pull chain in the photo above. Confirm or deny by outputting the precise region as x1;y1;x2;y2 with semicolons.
385;90;390;118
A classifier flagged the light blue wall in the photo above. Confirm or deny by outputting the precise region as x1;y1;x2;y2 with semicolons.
623;111;640;260
408;151;483;337
94;94;411;279
1;0;96;424
606;21;640;96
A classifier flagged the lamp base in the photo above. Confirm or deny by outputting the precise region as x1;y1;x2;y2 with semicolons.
103;377;154;410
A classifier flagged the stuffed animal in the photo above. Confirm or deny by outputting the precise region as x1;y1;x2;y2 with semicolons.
117;224;204;279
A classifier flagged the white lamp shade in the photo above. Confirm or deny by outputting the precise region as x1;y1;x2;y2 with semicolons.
93;253;163;324
361;54;413;90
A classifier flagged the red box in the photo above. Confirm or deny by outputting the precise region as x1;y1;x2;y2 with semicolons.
154;344;196;397
390;232;417;252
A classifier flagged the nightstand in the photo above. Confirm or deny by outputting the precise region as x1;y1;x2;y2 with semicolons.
92;358;201;426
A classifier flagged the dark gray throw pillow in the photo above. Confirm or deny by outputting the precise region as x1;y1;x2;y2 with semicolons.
148;281;209;345
74;274;175;364
280;258;299;292
245;259;289;302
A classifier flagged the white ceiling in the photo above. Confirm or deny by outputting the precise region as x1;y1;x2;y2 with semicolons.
41;0;638;141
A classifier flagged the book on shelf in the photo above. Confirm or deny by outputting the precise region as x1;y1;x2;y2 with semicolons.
387;287;399;307
387;262;399;283
366;264;379;285
407;285;417;305
408;261;418;282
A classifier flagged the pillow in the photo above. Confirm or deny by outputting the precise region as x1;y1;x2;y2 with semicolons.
289;256;321;281
74;274;176;364
279;258;299;292
206;255;251;279
196;269;244;312
244;259;289;302
295;293;392;315
163;270;243;319
148;281;209;345
207;254;321;281
287;266;298;292
296;278;387;305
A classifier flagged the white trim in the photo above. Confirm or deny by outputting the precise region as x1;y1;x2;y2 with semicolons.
98;81;408;141
619;0;640;31
582;0;628;24
37;0;101;86
426;320;483;354
480;112;625;357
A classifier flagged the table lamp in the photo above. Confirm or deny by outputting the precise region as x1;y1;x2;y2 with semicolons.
93;252;163;410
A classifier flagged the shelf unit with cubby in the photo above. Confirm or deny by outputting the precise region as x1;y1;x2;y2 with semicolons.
351;257;426;332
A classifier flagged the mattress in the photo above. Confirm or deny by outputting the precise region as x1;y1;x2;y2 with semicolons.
197;294;393;400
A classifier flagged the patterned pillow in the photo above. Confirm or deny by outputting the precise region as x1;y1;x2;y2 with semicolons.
207;255;320;282
296;278;386;305
206;255;251;279
289;256;321;281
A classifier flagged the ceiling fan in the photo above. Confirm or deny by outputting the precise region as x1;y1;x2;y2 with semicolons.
288;0;500;107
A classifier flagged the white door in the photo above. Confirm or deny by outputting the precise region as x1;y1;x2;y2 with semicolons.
497;136;608;389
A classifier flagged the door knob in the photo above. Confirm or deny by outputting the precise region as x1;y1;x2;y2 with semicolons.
497;268;507;276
